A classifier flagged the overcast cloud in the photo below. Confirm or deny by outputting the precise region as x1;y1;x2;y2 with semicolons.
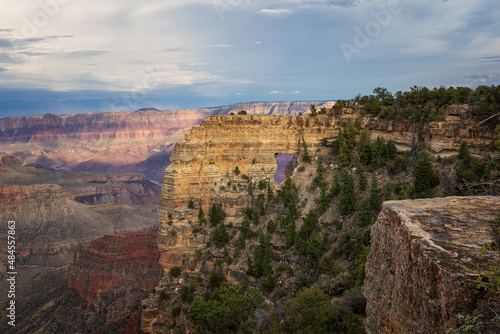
0;0;499;116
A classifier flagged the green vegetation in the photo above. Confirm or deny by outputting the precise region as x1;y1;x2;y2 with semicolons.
268;286;365;334
169;266;182;278
165;86;500;333
189;286;265;333
356;85;500;128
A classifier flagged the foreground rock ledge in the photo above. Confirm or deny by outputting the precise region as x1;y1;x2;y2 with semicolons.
364;196;500;334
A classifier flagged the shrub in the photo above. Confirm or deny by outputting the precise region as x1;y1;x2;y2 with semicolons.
208;270;226;290
159;290;170;301
169;266;182;278
319;272;354;296
171;306;182;318
340;288;367;316
189;286;265;333
188;200;195;209
180;284;196;304
213;223;229;248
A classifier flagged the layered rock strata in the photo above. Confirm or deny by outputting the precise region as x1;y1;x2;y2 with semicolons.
157;115;337;271
364;196;500;333
47;230;163;333
0;101;334;181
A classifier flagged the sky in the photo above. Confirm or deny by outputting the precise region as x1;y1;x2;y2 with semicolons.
0;0;499;117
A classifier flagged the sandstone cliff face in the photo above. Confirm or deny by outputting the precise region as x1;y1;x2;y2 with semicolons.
365;118;496;154
155;114;496;275
364;196;500;333
156;115;337;271
47;230;163;333
0;101;334;181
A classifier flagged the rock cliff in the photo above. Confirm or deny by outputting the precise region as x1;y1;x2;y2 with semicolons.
145;112;498;333
156;115;337;271
364;196;500;333
156;114;496;274
48;230;163;333
0;101;334;181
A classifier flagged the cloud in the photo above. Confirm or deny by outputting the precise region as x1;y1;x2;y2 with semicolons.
254;41;262;45
303;0;374;7
290;90;300;94
257;9;293;16
208;44;235;48
478;54;500;62
269;90;283;94
18;51;49;56
0;52;22;64
236;92;244;95
64;50;107;57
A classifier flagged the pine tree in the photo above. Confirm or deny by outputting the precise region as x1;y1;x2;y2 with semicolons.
213;223;229;248
302;138;312;163
300;210;318;240
285;216;296;248
267;183;275;202
369;174;380;212
414;150;439;198
339;170;356;216
338;140;351;168
358;197;372;227
359;129;372;165
210;204;226;226
198;206;206;226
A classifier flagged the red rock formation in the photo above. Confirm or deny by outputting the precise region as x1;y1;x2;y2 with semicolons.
49;230;163;333
0;102;334;181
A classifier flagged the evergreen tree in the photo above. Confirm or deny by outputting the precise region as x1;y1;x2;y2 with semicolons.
369;174;380;212
414;150;440;198
285;216;296;248
198;206;206;225
302;138;312;163
210;204;226;226
267;182;275;202
343;119;357;150
330;171;341;197
339;170;356;216
338;139;351;167
213;223;229;248
248;233;272;277
300;210;318;240
359;129;372;165
358;197;372;227
357;168;368;191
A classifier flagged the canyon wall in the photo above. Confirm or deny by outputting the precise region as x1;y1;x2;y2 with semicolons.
156;115;337;271
156;114;496;274
0;101;333;181
364;196;500;333
25;230;163;334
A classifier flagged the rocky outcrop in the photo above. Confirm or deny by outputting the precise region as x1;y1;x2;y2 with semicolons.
0;101;333;181
156;115;337;271
351;117;496;155
364;196;500;333
47;230;163;333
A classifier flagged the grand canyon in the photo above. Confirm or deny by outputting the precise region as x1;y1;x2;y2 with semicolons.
1;92;499;333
